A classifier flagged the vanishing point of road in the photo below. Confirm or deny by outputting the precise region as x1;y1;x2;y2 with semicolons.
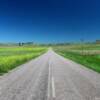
0;50;100;100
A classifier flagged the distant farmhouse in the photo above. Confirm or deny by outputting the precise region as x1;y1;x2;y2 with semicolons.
96;40;100;44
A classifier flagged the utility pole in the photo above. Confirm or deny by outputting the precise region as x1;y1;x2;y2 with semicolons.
80;38;84;55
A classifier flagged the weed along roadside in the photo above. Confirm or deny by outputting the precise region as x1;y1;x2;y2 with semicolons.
53;44;100;73
0;47;47;75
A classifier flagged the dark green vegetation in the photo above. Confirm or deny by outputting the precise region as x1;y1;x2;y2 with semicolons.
54;44;100;73
0;47;47;74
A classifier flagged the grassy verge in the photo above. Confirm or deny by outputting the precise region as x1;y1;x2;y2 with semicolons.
0;47;47;74
54;46;100;73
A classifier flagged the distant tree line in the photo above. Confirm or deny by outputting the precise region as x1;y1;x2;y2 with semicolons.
0;40;100;47
18;42;34;46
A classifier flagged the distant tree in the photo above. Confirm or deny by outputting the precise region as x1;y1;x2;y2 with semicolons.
22;43;24;46
19;42;22;46
96;40;100;44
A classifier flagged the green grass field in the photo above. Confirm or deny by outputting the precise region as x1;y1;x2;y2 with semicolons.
0;47;47;74
54;44;100;73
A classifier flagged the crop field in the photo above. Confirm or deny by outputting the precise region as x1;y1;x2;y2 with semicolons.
0;46;47;74
53;44;100;73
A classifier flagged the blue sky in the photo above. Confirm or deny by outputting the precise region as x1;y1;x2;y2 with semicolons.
0;0;100;43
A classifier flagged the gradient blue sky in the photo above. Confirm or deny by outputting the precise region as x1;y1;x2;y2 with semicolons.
0;0;100;43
